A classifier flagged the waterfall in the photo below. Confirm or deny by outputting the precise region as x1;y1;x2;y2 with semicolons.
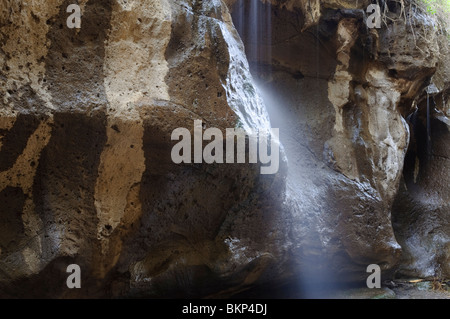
217;0;276;132
230;0;341;297
218;19;271;132
233;0;272;76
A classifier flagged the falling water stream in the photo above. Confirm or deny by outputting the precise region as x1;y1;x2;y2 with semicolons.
233;0;272;75
230;0;346;298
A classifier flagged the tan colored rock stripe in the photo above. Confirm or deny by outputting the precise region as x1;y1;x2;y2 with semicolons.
94;0;172;274
1;0;63;111
327;18;358;134
0;117;53;272
0;117;17;151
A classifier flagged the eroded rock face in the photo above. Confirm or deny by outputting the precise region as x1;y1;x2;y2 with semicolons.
0;0;449;298
230;0;449;288
0;0;286;298
392;34;450;278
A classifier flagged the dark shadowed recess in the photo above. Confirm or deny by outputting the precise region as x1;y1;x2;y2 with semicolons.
0;256;77;298
0;114;42;172
0;187;26;254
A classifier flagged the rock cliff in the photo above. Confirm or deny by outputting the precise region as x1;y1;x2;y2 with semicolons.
0;0;448;298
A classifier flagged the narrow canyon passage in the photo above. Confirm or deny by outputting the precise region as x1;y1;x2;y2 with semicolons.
0;0;449;299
